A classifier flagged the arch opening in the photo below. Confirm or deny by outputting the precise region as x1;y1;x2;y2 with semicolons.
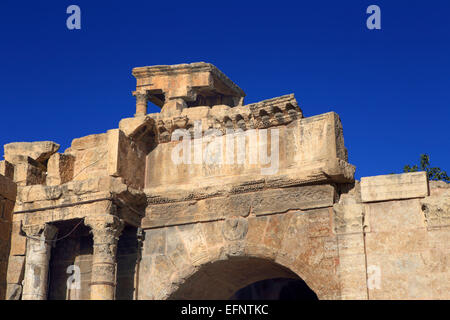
230;278;318;300
167;256;317;300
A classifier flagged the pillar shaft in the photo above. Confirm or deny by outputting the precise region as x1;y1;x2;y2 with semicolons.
85;215;123;300
22;224;58;300
133;91;148;116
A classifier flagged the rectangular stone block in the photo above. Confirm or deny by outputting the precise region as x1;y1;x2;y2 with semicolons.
6;255;25;284
0;174;17;201
47;153;75;186
0;161;14;180
365;229;428;255
338;253;368;300
361;172;429;202
9;222;26;256
253;185;335;216
364;199;426;232
6;283;22;300
11;157;46;186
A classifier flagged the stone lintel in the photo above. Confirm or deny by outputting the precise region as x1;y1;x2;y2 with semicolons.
142;184;335;229
361;172;429;203
15;188;144;228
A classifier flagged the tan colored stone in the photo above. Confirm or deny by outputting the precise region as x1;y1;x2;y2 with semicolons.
47;153;75;186
0;161;14;180
132;62;245;116
6;255;25;284
0;174;16;201
1;62;449;301
4;141;60;164
9;222;26;256
361;172;429;202
9;156;46;186
421;187;450;229
364;198;426;232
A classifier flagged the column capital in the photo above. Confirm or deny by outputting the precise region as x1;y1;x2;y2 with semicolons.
84;215;123;240
22;223;58;241
132;90;149;100
132;90;149;117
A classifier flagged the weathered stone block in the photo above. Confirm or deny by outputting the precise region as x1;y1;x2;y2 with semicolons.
9;156;46;186
252;184;335;215
421;187;450;229
165;227;190;268
5;283;22;300
361;172;429;202
364;199;426;232
4;141;60;164
0;174;17;201
47;153;75;186
0;161;14;180
333;193;364;234
6;255;25;284
338;253;368;299
365;229;428;255
9;222;26;256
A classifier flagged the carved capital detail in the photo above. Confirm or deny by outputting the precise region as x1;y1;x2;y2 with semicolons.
85;215;124;245
132;90;148;102
22;223;58;241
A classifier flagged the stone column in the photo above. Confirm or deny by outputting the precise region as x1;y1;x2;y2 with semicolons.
85;215;123;300
133;91;148;117
22;224;58;300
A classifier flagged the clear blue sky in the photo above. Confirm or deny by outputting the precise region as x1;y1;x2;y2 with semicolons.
0;0;448;179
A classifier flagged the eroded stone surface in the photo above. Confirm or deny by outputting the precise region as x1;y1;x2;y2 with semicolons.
361;172;429;202
0;62;448;301
4;141;60;164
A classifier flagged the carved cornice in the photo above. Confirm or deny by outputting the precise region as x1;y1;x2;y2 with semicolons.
145;94;302;144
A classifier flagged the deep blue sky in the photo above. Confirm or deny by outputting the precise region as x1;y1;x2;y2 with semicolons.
0;0;448;179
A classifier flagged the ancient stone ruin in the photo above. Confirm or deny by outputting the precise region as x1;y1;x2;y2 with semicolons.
0;62;448;300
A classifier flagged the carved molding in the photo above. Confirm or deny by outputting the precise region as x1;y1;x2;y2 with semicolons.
22;223;58;240
148;94;303;144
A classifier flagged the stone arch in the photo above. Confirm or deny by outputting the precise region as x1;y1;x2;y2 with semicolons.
139;211;341;300
167;256;317;300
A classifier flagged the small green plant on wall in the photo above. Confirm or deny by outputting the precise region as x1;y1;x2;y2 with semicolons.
404;154;449;183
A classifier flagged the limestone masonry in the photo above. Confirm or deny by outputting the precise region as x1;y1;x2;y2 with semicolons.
0;62;448;300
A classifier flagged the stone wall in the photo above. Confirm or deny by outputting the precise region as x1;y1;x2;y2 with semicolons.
362;177;449;299
144;111;351;189
334;172;450;300
137;172;449;300
0;62;448;300
0;173;17;299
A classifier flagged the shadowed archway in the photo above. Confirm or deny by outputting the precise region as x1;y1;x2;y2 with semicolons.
167;256;317;300
230;278;318;300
